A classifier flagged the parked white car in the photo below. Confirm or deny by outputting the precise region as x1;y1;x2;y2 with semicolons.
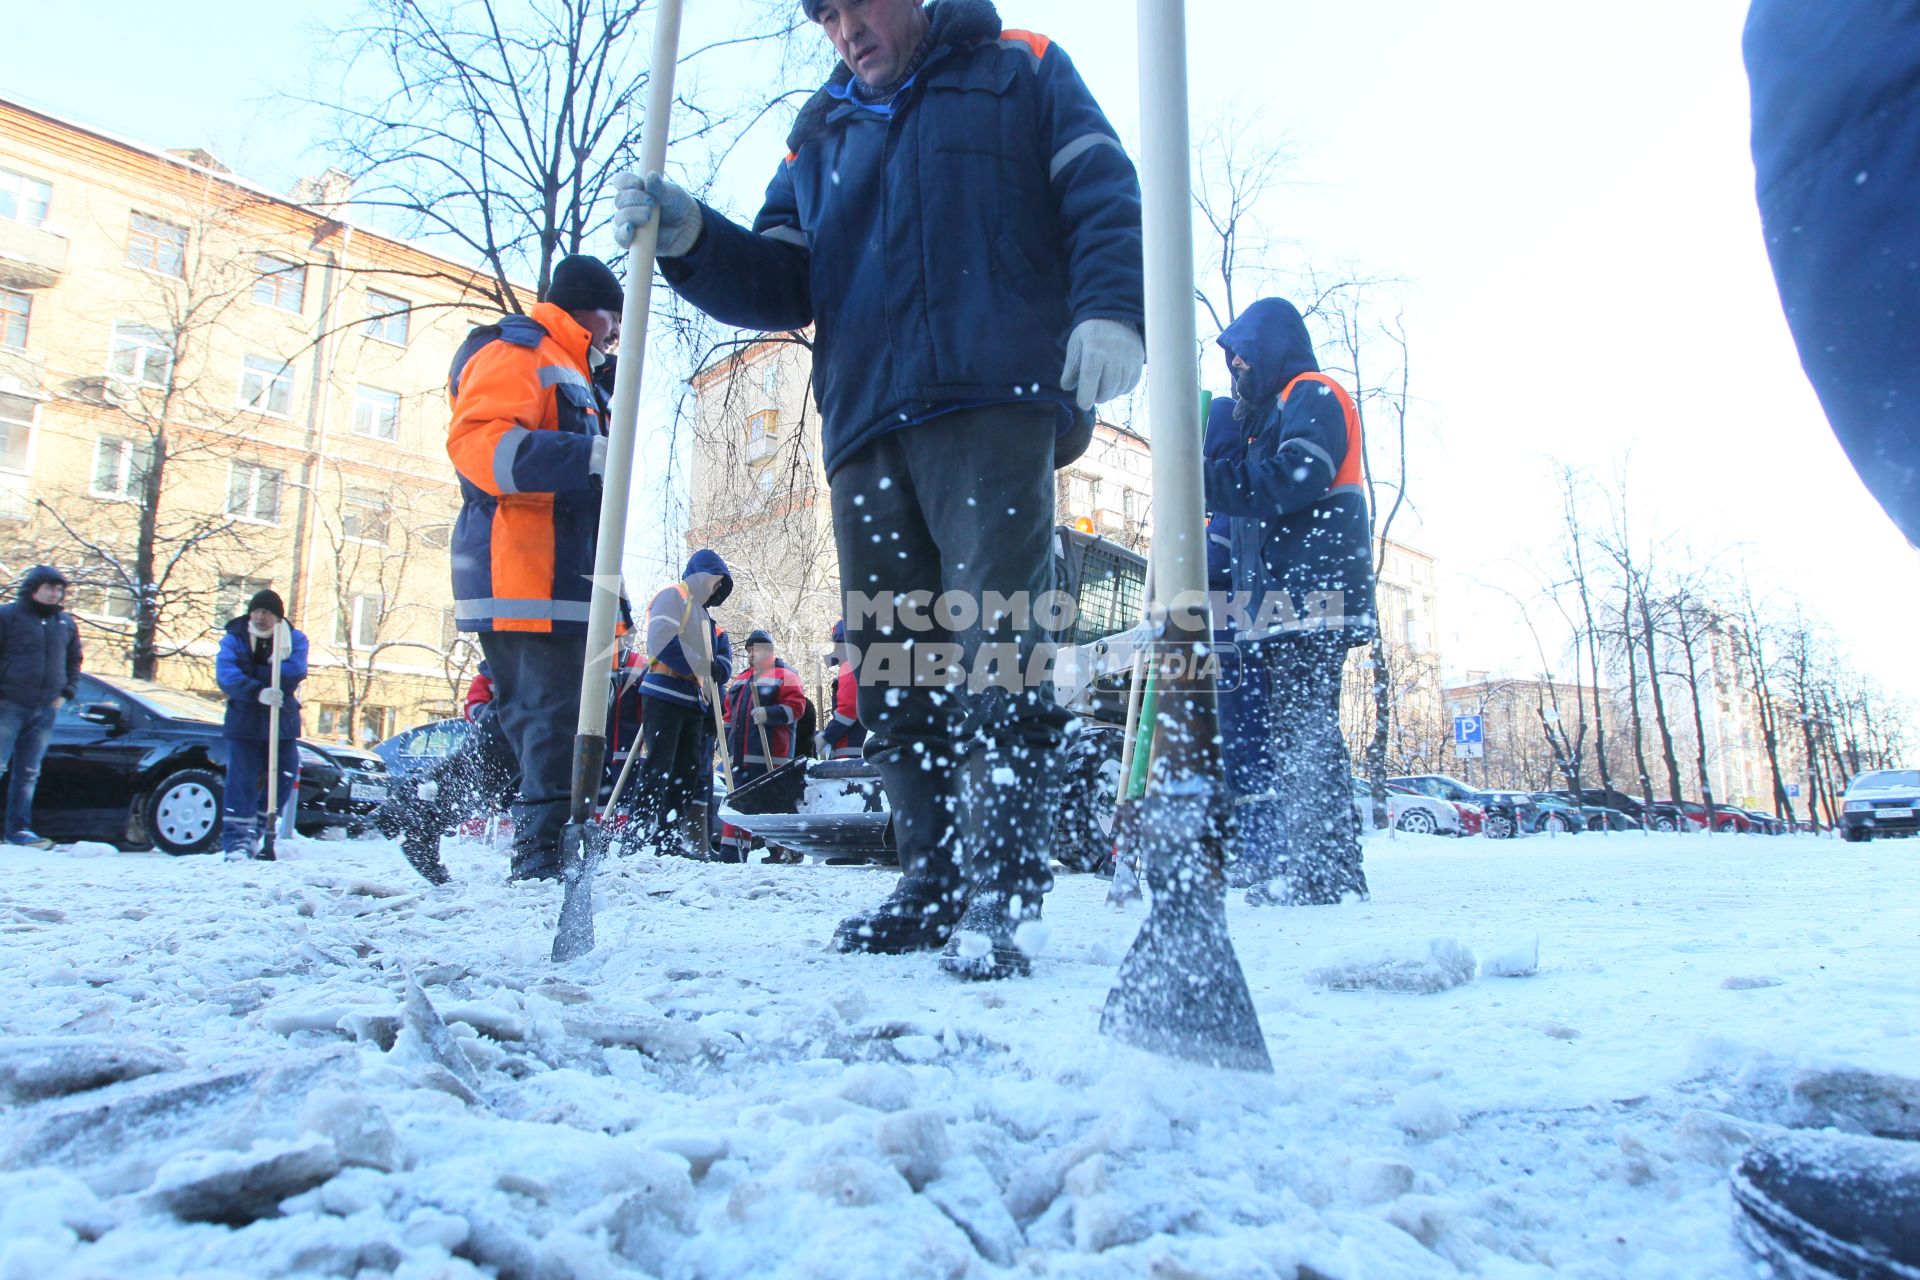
1351;778;1465;836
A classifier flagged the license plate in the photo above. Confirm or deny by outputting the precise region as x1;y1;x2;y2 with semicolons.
352;782;389;804
1877;807;1913;819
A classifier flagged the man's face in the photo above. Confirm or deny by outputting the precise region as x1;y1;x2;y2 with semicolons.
815;0;930;87
748;642;775;672
1230;352;1255;398
575;308;621;354
31;582;64;607
250;607;280;633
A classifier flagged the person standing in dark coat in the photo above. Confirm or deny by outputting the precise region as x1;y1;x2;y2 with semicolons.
635;550;734;858
0;566;82;847
1203;298;1376;907
214;590;308;859
1746;0;1920;548
616;0;1145;979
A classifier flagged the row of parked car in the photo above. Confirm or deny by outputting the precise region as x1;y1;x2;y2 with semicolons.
7;672;393;855
1367;773;1825;839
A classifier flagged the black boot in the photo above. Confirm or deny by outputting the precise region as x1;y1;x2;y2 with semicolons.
938;714;1060;980
939;886;1043;980
833;759;963;955
1733;1131;1920;1280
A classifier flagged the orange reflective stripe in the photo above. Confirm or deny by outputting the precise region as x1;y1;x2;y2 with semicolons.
1000;28;1051;59
1281;371;1364;490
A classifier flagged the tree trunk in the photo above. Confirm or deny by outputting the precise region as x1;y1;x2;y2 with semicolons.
130;431;168;681
1618;591;1655;809
1676;614;1717;830
1367;634;1391;829
1637;589;1685;802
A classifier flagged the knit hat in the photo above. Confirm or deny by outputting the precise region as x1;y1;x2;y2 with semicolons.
248;588;285;619
547;254;624;313
745;629;775;648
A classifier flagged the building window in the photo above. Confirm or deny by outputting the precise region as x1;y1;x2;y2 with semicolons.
1068;473;1093;513
343;488;389;545
761;360;779;397
1;289;29;349
252;255;306;312
353;387;400;441
91;435;154;500
108;323;174;388
216;574;272;624
417;522;452;550
238;355;293;416
335;594;381;648
76;585;138;621
363;291;410;345
226;462;283;524
746;409;776;444
126;213;187;277
319;703;394;745
0;393;34;474
0;168;53;227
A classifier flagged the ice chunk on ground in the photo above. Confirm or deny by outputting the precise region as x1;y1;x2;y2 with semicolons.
1479;936;1539;977
138;1136;341;1224
873;1108;951;1190
0;1036;184;1104
1790;1067;1920;1140
1392;1083;1459;1138
924;1155;1023;1265
1307;937;1477;993
399;978;481;1089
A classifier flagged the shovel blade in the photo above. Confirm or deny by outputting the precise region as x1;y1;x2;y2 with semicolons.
1099;781;1271;1073
550;821;601;962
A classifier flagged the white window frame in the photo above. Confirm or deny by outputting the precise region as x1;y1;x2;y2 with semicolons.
252;254;307;313
91;435;153;501
0;167;52;227
336;593;382;648
342;488;389;546
126;213;187;278
225;461;284;526
0;392;36;476
1;288;30;350
77;584;139;622
363;291;410;345
216;574;273;625
108;322;174;388
237;355;294;417
352;386;400;442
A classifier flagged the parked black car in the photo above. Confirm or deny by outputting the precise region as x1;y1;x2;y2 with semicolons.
373;717;472;779
3;672;389;854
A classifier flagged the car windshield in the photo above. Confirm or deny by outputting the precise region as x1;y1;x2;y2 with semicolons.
1850;769;1920;791
104;677;227;724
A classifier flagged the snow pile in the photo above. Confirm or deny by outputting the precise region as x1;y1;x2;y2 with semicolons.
0;830;1916;1277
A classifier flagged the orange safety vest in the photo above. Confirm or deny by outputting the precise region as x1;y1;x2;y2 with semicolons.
1279;371;1365;496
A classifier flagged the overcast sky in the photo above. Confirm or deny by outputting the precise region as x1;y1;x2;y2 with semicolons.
9;0;1916;707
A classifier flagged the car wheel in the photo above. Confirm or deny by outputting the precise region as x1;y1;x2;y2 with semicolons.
1053;730;1121;873
1397;808;1438;836
146;768;222;855
1485;812;1517;840
1654;816;1676;832
1841;826;1868;843
1543;814;1569;834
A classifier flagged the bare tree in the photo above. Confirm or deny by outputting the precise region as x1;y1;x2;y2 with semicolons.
305;0;814;311
1553;466;1618;800
1192;108;1298;333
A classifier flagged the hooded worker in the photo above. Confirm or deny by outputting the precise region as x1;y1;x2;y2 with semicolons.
634;549;734;856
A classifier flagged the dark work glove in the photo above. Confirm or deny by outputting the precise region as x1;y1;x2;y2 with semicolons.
710;659;729;686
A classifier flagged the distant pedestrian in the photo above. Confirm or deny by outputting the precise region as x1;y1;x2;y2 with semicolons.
214;589;307;860
634;550;734;857
0;566;82;847
818;620;866;760
718;629;807;860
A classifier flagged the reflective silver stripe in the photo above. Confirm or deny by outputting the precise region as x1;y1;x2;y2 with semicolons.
492;425;531;495
1328;482;1367;499
831;713;857;726
760;225;809;248
1049;133;1124;182
454;598;595;623
538;365;592;391
1284;438;1338;475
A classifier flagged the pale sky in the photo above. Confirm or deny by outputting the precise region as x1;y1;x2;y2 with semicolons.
9;0;1916;708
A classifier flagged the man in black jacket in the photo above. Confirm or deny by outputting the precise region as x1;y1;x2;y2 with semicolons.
0;566;82;847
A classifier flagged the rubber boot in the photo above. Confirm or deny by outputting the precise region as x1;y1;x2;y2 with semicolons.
833;752;964;955
940;716;1061;981
1733;1131;1920;1280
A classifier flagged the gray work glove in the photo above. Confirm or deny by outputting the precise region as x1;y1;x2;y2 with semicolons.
1060;318;1145;409
257;688;284;708
589;435;608;477
612;171;701;258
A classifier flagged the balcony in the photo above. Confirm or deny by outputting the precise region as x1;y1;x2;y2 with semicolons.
743;432;777;463
0;220;70;289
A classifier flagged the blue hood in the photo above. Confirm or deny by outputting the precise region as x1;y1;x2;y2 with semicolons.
683;548;733;608
1218;298;1319;404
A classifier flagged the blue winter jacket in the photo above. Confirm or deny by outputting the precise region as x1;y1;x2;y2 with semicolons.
659;0;1143;478
215;617;308;741
1202;300;1376;646
639;549;736;710
1745;0;1920;546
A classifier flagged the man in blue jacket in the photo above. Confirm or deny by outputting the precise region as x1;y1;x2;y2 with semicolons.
1746;0;1920;549
616;0;1145;979
1203;299;1376;907
0;565;82;847
214;589;308;860
635;550;734;858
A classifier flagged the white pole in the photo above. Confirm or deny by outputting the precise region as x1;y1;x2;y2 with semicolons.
573;0;685;744
1136;0;1207;633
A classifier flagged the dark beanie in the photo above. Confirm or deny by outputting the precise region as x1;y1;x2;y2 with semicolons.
746;629;775;647
248;589;285;619
547;254;624;313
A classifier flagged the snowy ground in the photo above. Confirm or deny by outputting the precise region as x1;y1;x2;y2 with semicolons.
2;827;1915;1279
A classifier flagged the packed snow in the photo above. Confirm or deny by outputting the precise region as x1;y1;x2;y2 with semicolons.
1;828;1915;1278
